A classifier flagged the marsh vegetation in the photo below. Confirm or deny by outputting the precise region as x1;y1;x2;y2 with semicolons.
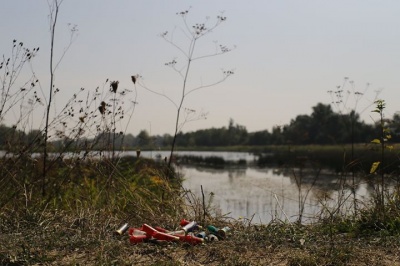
1;2;400;265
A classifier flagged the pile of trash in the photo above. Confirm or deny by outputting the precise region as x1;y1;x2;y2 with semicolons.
116;219;230;245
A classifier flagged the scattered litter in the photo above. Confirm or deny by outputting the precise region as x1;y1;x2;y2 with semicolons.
195;231;206;239
115;219;231;245
115;223;129;235
207;234;219;241
207;225;231;240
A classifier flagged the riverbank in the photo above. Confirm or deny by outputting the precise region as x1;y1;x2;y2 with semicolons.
136;144;400;173
1;210;399;265
4;143;399;173
1;152;400;265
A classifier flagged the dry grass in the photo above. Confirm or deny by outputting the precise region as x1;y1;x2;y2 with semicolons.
1;209;400;266
1;152;400;265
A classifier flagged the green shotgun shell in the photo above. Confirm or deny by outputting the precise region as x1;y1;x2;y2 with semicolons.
207;225;218;234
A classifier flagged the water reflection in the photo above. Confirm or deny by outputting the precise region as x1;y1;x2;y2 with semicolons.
180;165;372;224
1;149;387;224
139;150;259;163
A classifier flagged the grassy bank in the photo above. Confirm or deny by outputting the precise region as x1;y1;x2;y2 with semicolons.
1;149;400;265
2;206;400;265
165;144;400;175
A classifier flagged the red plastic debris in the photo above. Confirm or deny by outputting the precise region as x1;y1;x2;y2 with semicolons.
180;219;190;226
120;219;226;246
129;234;148;244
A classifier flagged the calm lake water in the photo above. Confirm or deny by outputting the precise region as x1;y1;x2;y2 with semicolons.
179;165;372;224
139;151;372;224
2;150;372;224
139;150;259;163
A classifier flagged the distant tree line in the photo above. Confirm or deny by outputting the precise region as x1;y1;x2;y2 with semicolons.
171;103;400;147
1;103;400;151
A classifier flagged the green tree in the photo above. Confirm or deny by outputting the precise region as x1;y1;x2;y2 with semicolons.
137;130;151;147
227;118;248;145
389;112;400;142
247;130;271;145
310;103;337;144
270;125;285;145
284;115;312;144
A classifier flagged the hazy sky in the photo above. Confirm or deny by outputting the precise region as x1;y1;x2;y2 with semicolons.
1;1;399;136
